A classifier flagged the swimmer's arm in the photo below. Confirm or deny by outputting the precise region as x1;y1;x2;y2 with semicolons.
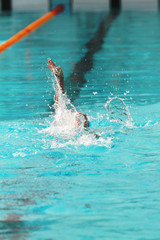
55;76;65;103
48;59;65;103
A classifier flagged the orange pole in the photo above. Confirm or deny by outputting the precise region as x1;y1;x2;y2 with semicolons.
0;4;64;54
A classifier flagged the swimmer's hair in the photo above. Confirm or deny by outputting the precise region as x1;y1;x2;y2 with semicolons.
77;112;89;128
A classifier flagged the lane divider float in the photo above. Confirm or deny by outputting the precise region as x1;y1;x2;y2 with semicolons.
0;4;64;54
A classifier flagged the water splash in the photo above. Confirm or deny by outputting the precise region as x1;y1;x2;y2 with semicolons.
42;76;134;148
104;97;134;128
42;77;85;140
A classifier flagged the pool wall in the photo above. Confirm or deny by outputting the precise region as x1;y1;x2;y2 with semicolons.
0;0;159;12
0;0;50;11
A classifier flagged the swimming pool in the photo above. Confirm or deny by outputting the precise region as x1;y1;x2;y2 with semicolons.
1;8;160;240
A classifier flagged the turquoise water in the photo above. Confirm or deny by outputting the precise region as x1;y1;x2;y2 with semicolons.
1;9;160;239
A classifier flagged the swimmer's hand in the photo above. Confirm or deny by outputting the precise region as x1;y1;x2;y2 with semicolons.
48;59;56;72
48;58;65;94
48;59;63;78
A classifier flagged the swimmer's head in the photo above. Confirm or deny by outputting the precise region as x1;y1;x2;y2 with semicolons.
75;112;89;128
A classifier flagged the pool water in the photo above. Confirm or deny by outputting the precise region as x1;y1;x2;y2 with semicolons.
1;8;160;240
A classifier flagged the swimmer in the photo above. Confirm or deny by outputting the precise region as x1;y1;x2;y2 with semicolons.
48;59;89;128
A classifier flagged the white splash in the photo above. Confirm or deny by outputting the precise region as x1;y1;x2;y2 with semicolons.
104;97;134;128
13;152;27;157
42;76;133;149
42;79;85;140
50;131;113;149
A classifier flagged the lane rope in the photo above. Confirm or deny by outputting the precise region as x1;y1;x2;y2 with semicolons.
0;4;64;54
